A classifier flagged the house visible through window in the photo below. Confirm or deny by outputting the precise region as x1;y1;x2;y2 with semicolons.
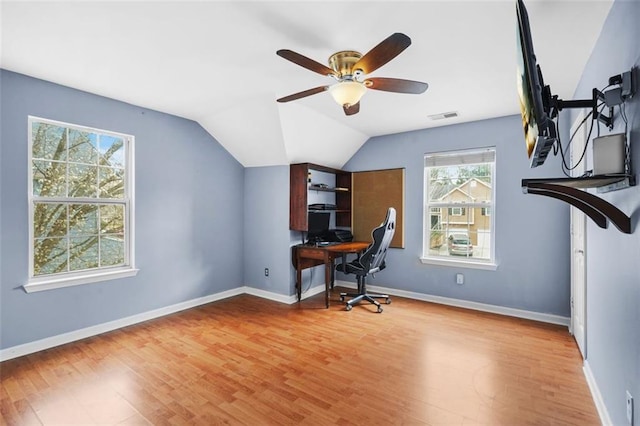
422;147;496;268
448;207;466;216
26;117;136;292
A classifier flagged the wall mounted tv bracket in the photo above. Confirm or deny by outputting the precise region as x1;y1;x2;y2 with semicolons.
546;70;634;129
523;69;635;234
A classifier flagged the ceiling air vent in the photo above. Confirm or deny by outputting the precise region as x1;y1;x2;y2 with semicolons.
428;111;459;120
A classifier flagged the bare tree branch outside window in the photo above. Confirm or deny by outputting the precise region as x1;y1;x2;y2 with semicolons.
31;120;129;277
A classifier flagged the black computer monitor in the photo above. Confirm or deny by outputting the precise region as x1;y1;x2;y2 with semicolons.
307;211;330;242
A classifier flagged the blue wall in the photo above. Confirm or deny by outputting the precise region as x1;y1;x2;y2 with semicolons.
343;114;572;316
569;1;640;424
242;165;331;298
0;70;245;349
243;165;292;295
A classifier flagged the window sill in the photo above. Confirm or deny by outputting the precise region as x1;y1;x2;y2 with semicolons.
24;267;139;293
420;257;498;271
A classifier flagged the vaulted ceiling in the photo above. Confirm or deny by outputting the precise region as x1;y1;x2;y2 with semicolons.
0;1;613;169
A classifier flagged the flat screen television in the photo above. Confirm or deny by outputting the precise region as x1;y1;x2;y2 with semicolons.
307;211;330;242
516;0;558;168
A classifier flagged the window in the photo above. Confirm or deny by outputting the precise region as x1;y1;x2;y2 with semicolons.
25;117;137;292
422;147;496;269
448;207;466;216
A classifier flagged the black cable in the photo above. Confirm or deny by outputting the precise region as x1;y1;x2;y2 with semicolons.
620;101;631;174
302;268;313;295
561;104;601;175
555;108;594;176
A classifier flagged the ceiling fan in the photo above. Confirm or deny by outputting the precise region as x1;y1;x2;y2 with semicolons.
276;33;429;116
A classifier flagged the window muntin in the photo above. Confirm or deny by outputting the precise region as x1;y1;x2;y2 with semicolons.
28;117;134;284
423;148;496;267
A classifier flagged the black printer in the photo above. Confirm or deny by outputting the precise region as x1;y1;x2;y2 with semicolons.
324;229;353;242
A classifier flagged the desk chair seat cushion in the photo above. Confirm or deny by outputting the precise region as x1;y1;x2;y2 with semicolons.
336;259;385;276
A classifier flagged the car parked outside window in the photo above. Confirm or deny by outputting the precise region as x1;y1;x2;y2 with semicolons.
447;233;473;256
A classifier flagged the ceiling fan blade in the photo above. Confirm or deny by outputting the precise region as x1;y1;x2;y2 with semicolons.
343;102;360;116
277;49;337;77
353;33;412;75
277;86;329;103
365;77;428;94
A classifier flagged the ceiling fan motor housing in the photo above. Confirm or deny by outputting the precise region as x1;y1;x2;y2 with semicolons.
328;51;363;80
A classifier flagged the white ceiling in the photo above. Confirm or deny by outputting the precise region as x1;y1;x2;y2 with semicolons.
1;0;613;168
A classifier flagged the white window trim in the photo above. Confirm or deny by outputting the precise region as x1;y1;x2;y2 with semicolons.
24;267;139;293
422;147;497;270
419;256;498;270
25;116;137;292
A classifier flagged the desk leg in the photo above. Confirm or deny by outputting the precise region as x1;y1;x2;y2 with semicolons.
330;259;335;289
324;254;331;308
296;263;302;302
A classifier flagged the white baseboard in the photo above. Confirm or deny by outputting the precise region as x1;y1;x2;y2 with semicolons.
1;281;569;362
244;283;325;304
0;284;329;362
334;280;570;326
0;287;244;362
583;360;612;425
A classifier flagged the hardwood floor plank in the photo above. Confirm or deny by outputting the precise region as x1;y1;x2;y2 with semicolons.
0;291;600;425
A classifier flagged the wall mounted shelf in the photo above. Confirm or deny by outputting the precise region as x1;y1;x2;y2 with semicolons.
522;174;634;234
308;184;350;193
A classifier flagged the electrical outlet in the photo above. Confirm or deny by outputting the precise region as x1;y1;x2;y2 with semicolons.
456;273;464;285
264;268;269;277
627;390;634;425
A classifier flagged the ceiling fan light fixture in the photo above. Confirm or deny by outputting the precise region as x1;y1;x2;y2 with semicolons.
329;81;366;107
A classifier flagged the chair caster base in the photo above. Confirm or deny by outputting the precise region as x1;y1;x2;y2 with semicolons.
343;293;389;313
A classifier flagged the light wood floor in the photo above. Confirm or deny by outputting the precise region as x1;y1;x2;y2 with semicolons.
1;289;600;425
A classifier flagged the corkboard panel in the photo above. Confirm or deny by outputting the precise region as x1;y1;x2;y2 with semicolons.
352;168;404;248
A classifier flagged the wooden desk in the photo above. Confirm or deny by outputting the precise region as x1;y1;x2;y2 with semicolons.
292;241;370;308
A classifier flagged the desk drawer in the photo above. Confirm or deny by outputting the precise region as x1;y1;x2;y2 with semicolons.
297;247;325;260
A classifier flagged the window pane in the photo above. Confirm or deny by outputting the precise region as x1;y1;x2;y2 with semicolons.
34;237;68;276
468;228;492;260
99;135;125;168
99;167;125;199
30;118;132;279
69;204;98;236
424;149;495;264
466;166;492;201
68;164;98;198
34;203;67;238
68;130;98;164
100;234;125;266
100;204;124;234
32;122;67;161
33;160;67;197
69;236;99;271
428;167;455;201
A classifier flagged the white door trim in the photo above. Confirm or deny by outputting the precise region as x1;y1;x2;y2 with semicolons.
569;111;588;359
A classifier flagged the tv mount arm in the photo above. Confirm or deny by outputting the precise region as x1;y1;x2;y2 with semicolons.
546;70;634;129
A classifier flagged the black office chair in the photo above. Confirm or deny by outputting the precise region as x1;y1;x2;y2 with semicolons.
337;207;396;313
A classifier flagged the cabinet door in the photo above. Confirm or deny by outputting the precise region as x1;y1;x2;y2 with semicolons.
335;172;352;227
289;164;309;231
352;168;405;248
